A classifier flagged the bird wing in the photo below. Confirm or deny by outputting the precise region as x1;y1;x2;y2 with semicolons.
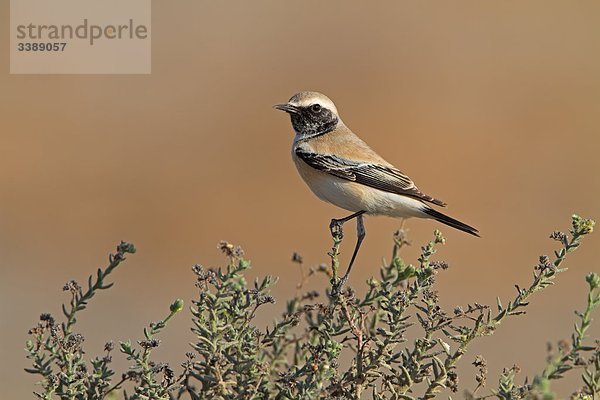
295;148;447;207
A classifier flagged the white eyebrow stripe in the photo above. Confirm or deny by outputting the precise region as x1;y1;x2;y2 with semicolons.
290;96;338;115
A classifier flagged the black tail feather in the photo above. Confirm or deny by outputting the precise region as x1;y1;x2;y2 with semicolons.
422;207;480;237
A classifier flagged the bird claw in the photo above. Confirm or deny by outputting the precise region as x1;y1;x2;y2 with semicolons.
329;219;344;240
330;275;349;297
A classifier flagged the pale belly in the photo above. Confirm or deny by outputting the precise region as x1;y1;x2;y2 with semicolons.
293;155;426;218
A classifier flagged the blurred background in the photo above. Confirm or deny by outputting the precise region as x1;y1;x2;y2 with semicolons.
1;1;599;397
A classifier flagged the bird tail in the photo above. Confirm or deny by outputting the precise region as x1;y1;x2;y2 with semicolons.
422;207;480;237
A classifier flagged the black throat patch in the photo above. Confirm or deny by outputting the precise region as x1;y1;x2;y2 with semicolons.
290;107;338;139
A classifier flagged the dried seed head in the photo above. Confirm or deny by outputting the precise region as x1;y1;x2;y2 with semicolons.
291;252;303;264
473;355;487;368
46;374;59;388
116;241;136;254
558;339;570;353
423;288;439;303
62;333;85;352
257;295;275;305
549;231;568;245
193;264;218;289
104;341;114;352
63;280;81;293
218;241;244;259
138;338;161;349
473;355;488;389
536;255;553;272
430;260;449;270
446;370;459;392
39;313;55;327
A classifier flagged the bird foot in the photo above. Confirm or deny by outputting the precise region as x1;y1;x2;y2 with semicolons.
329;219;344;240
330;275;349;297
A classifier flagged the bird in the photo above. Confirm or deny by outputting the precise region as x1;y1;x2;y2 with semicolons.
274;91;478;285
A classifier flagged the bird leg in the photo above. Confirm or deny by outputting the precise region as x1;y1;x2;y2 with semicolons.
341;213;365;283
329;210;366;295
329;210;365;240
399;218;406;229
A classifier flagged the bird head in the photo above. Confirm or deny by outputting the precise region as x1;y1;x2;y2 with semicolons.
274;91;340;139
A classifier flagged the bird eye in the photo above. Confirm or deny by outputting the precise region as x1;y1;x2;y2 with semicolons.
310;104;322;113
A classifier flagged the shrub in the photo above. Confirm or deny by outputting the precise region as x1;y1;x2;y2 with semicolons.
25;215;599;399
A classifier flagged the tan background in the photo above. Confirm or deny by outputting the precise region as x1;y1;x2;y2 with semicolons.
1;1;599;397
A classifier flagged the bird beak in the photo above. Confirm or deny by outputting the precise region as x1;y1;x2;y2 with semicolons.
273;103;300;114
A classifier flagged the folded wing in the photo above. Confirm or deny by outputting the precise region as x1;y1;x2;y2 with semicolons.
296;148;447;207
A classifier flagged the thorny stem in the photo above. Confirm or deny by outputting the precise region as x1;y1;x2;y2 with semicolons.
329;230;343;284
26;216;595;400
421;216;595;399
64;242;136;336
339;295;367;398
533;271;600;390
329;229;444;397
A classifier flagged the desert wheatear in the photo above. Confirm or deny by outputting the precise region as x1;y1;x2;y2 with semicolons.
274;91;478;284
